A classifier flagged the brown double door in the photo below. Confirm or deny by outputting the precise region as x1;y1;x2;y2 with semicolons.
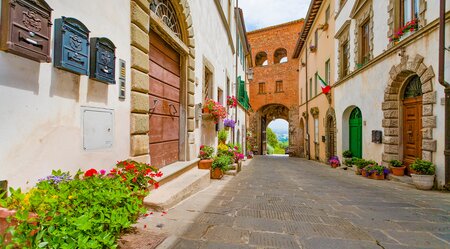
149;31;180;168
403;96;422;174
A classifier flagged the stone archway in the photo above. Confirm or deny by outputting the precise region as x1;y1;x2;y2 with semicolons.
382;54;437;165
129;0;197;162
325;108;337;160
249;104;300;156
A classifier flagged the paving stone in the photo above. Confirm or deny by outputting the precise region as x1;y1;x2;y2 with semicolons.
233;217;284;233
432;232;450;244
236;209;262;218
196;213;234;226
301;237;382;249
199;241;253;249
387;230;450;248
249;232;299;248
171;238;202;249
202;226;249;244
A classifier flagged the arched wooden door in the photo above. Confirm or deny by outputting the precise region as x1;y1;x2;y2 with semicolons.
327;116;336;158
402;76;422;174
349;108;362;158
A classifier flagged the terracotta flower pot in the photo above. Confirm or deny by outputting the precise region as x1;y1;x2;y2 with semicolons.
391;166;406;176
411;174;435;190
198;159;213;170
371;174;385;180
0;207;38;244
355;168;362;175
361;169;369;177
210;168;223;179
331;163;339;168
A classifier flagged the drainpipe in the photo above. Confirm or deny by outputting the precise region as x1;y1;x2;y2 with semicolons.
439;0;450;188
305;49;311;160
233;0;239;144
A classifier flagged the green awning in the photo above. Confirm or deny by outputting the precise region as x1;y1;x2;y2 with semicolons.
238;76;250;110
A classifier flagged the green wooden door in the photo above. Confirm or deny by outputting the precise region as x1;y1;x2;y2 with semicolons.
349;108;362;158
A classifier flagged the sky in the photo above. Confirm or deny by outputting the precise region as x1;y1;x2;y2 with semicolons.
240;0;311;31
268;119;289;134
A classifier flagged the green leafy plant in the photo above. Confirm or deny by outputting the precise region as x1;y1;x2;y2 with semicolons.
354;159;376;169
212;155;232;171
389;160;403;168
218;129;228;143
410;159;435;175
198;145;215;160
343;150;353;158
343;158;353;167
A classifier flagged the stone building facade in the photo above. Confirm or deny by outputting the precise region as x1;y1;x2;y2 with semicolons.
325;0;448;188
247;20;303;156
0;0;251;190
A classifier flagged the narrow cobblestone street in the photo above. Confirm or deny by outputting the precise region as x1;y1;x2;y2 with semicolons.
137;156;450;249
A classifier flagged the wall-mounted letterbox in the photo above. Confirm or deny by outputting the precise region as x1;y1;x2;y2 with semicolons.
90;37;116;84
0;0;52;62
54;17;90;75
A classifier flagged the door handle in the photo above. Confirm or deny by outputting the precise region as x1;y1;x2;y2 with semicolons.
149;99;160;113
168;103;178;116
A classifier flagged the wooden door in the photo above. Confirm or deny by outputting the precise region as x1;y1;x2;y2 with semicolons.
149;31;180;168
349;108;362;158
403;96;422;174
327;117;336;158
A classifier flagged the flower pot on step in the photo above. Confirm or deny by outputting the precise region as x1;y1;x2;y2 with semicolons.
391;166;406;176
198;159;213;170
355;168;362;175
411;174;435;190
210;168;223;179
371;174;385;180
361;169;369;177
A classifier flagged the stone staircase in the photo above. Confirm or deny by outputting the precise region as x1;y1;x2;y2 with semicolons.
144;159;210;211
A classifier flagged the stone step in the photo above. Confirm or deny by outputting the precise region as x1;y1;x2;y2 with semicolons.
157;159;200;187
224;169;237;176
388;174;414;185
144;167;210;212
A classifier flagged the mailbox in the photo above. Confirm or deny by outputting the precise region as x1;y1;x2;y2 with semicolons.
90;37;116;84
0;0;52;62
54;17;90;75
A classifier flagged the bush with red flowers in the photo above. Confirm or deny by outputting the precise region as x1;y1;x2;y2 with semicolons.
114;160;162;194
227;96;237;108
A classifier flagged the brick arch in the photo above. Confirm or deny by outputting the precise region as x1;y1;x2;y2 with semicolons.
325;107;337;160
129;0;196;162
382;54;437;165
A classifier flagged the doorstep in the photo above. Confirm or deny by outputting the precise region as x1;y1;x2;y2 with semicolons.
144;160;210;211
388;174;414;186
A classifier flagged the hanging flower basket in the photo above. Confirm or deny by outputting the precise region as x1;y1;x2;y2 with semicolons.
227;96;237;108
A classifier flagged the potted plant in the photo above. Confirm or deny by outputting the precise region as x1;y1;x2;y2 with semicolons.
198;145;214;170
343;158;353;167
203;98;216;113
368;164;389;180
223;119;236;130
353;158;367;175
343;150;353;159
227;96;237;108
218;129;228;144
211;155;232;179
389;160;406;176
410;159;435;190
328;156;340;168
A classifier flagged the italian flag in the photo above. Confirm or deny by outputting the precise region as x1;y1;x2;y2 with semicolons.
317;74;331;94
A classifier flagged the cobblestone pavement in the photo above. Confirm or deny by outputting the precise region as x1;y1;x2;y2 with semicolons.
140;156;450;249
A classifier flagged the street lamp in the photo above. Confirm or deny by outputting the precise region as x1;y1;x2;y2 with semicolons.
247;68;254;82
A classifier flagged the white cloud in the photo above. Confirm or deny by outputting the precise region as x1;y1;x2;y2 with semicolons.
239;0;311;31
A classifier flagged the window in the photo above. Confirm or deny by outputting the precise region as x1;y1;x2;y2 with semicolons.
218;88;223;105
360;20;370;65
401;0;419;27
325;60;330;85
274;48;288;64
255;52;268;66
314;29;319;50
314;72;318;96
325;5;330;23
258;82;265;94
314;118;319;143
341;40;349;77
275;80;283;93
309;78;312;99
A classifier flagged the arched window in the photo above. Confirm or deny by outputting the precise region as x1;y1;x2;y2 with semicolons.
150;0;181;38
274;48;288;64
255;52;268;66
403;75;422;99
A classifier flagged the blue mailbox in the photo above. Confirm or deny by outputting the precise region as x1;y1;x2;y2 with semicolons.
90;37;116;84
54;17;90;75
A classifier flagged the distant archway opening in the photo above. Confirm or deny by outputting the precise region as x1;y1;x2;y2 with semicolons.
266;119;289;155
274;48;288;64
255;51;268;66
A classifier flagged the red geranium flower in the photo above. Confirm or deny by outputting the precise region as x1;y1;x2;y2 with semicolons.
84;168;98;177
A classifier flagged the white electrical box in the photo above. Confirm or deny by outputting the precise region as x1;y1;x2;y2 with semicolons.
82;107;114;150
